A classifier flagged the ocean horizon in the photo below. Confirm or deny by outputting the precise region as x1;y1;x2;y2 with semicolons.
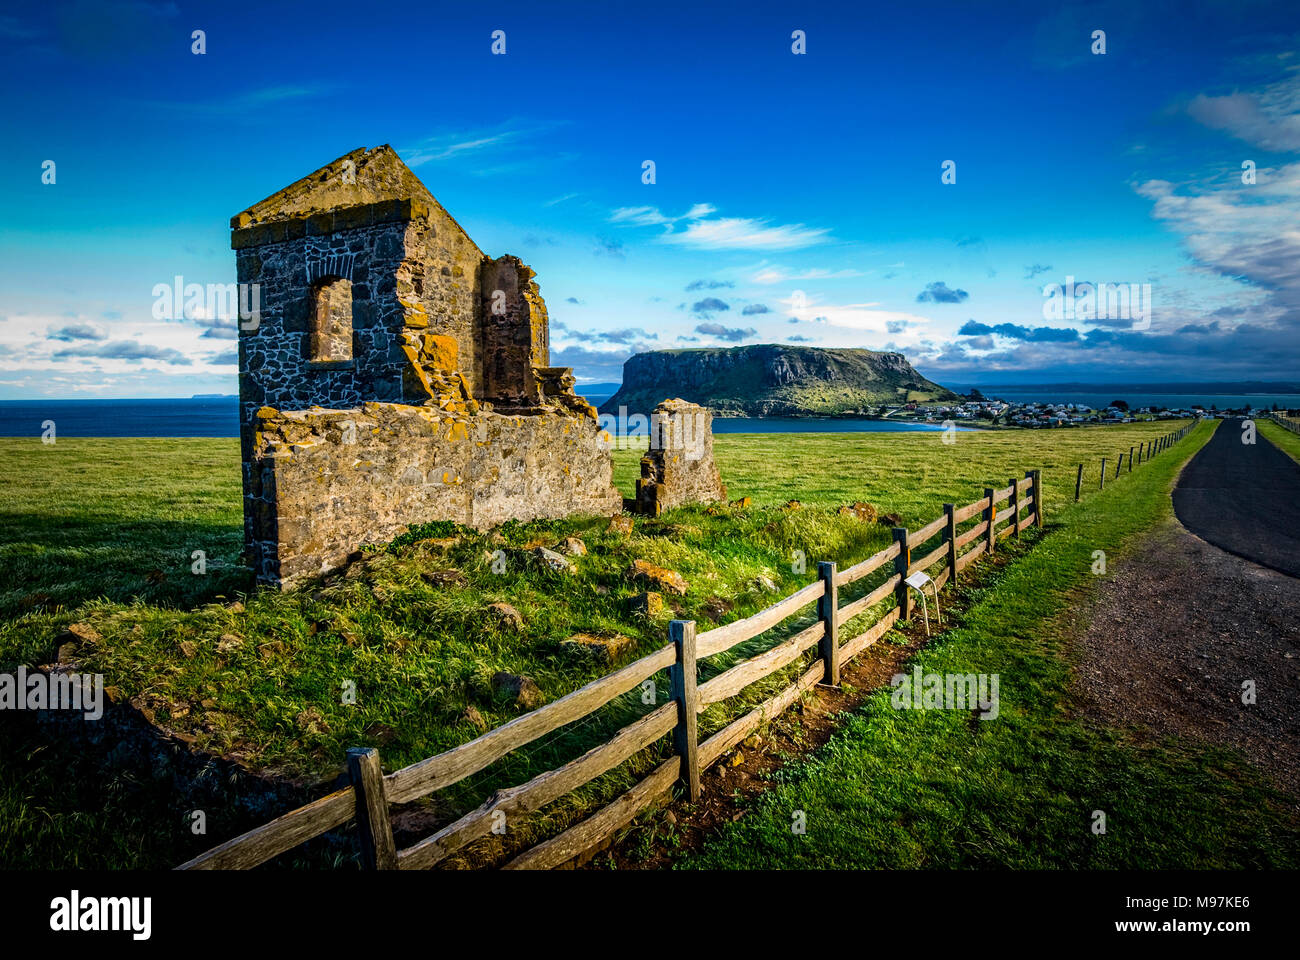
1;388;1294;439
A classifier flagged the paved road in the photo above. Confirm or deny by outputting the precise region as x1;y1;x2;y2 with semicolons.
1173;418;1300;577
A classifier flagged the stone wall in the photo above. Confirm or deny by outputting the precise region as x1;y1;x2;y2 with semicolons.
634;399;727;515
248;403;623;586
398;202;490;397
231;146;727;587
479;255;549;406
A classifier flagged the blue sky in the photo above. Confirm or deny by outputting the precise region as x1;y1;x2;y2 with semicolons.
1;0;1298;398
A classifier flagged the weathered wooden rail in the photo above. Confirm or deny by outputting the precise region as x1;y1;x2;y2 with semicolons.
178;471;1045;872
1266;411;1300;436
1074;421;1194;501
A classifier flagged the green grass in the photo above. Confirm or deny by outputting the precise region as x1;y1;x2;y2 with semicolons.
1260;418;1300;464
0;420;1206;868
679;420;1300;868
0;438;247;621
613;421;1183;512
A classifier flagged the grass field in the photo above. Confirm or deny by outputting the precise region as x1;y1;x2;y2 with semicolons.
679;418;1300;868
3;418;1249;869
1260;418;1300;465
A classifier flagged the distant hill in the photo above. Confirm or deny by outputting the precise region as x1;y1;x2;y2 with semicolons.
600;345;959;417
976;381;1300;394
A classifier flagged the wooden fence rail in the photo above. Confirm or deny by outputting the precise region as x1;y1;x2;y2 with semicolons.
178;470;1047;872
1073;421;1195;502
1266;411;1300;436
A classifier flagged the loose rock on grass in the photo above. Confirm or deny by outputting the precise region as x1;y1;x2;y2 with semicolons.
562;632;636;664
628;559;688;596
491;672;545;709
486;602;524;632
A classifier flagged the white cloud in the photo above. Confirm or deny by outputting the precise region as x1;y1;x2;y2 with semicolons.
663;217;829;251
403;121;562;169
0;311;247;382
1187;73;1300;152
609;205;675;227
405;131;519;166
610;203;831;251
751;265;863;285
1135;161;1300;317
781;293;932;336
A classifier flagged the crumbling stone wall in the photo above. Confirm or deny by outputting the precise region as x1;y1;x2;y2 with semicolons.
232;146;722;587
249;403;622;586
479;255;549;407
634;399;727;515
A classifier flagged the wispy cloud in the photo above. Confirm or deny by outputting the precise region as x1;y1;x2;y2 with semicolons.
403;121;564;170
1186;73;1300;152
610;203;829;251
134;83;333;116
52;340;192;365
784;292;932;336
665;217;829;251
405;131;519;165
750;265;861;285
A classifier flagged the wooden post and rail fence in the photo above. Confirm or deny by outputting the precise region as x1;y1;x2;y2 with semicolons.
1073;422;1195;502
1265;411;1300;436
179;471;1048;872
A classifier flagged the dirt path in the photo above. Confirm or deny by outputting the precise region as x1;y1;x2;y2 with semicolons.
1074;518;1300;796
1173;416;1300;576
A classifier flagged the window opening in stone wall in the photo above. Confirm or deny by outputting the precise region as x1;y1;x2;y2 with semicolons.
310;277;353;363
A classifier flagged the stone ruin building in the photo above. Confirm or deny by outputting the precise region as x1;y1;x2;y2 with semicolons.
232;146;724;587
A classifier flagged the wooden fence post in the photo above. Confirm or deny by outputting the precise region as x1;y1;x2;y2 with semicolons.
892;527;911;620
1099;458;1106;490
817;561;840;686
1028;470;1043;528
1128;446;1134;472
983;488;996;555
347;746;397;870
1075;463;1083;502
1115;455;1122;479
1009;476;1020;538
943;503;957;583
668;620;700;801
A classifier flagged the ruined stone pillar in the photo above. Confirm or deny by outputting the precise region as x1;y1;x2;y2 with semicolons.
634;399;727;515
